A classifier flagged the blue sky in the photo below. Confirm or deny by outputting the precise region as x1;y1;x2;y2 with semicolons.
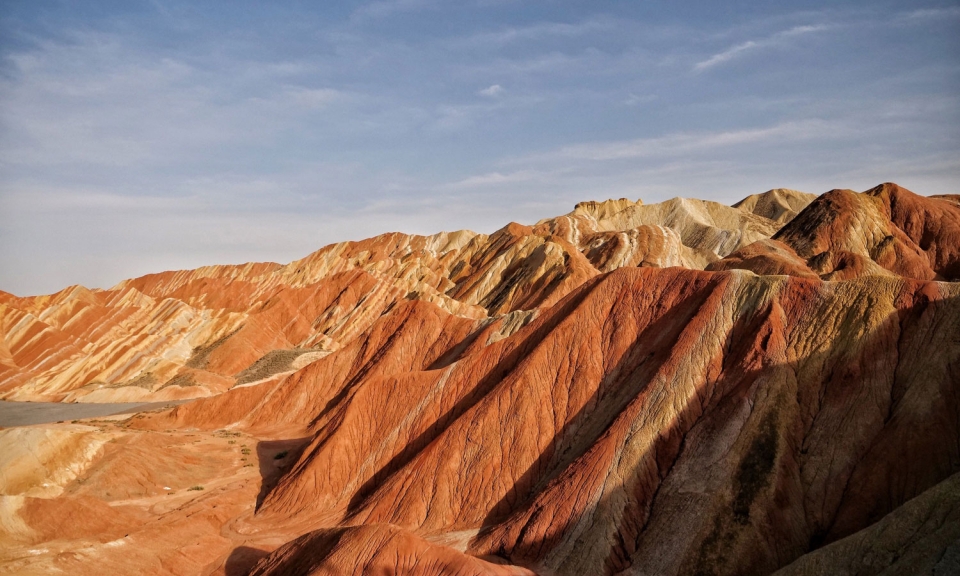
1;1;958;296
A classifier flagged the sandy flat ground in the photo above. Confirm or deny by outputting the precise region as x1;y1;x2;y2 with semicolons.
0;400;192;427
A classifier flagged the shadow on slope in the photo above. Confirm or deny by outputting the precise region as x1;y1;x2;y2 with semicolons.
468;282;959;576
256;437;312;510
224;546;270;576
343;276;608;517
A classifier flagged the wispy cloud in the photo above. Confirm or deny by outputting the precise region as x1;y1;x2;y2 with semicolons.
694;41;758;71
448;170;543;188
902;7;960;20
0;30;351;174
280;87;343;108
2;3;958;295
456;51;589;80
515;119;839;164
624;93;656;106
694;24;829;71
351;0;434;20
455;17;616;48
478;84;504;97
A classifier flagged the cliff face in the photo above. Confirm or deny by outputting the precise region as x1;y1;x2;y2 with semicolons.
1;183;958;576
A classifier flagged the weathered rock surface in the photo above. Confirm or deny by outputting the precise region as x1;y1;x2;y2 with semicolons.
0;425;112;498
771;473;960;576
733;188;818;224
0;190;816;403
714;183;960;281
1;182;957;576
249;524;536;576
705;239;819;278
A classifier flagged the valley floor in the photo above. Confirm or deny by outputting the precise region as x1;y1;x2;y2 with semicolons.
0;416;304;575
0;400;192;427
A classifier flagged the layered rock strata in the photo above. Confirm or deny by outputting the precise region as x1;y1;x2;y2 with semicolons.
1;183;957;576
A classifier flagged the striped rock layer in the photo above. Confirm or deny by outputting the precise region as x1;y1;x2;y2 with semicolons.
1;182;959;576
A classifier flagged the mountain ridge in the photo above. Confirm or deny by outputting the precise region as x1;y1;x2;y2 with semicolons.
1;182;958;576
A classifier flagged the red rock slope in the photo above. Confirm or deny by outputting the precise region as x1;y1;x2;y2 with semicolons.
1;183;957;576
0;190;808;403
710;183;960;281
187;267;952;576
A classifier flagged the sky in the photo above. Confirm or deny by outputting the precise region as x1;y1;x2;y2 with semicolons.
1;1;958;296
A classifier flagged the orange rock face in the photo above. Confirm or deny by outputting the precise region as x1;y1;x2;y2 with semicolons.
0;190;808;402
714;183;960;281
1;183;958;576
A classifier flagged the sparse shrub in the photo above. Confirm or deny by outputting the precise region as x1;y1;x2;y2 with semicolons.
187;485;204;491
